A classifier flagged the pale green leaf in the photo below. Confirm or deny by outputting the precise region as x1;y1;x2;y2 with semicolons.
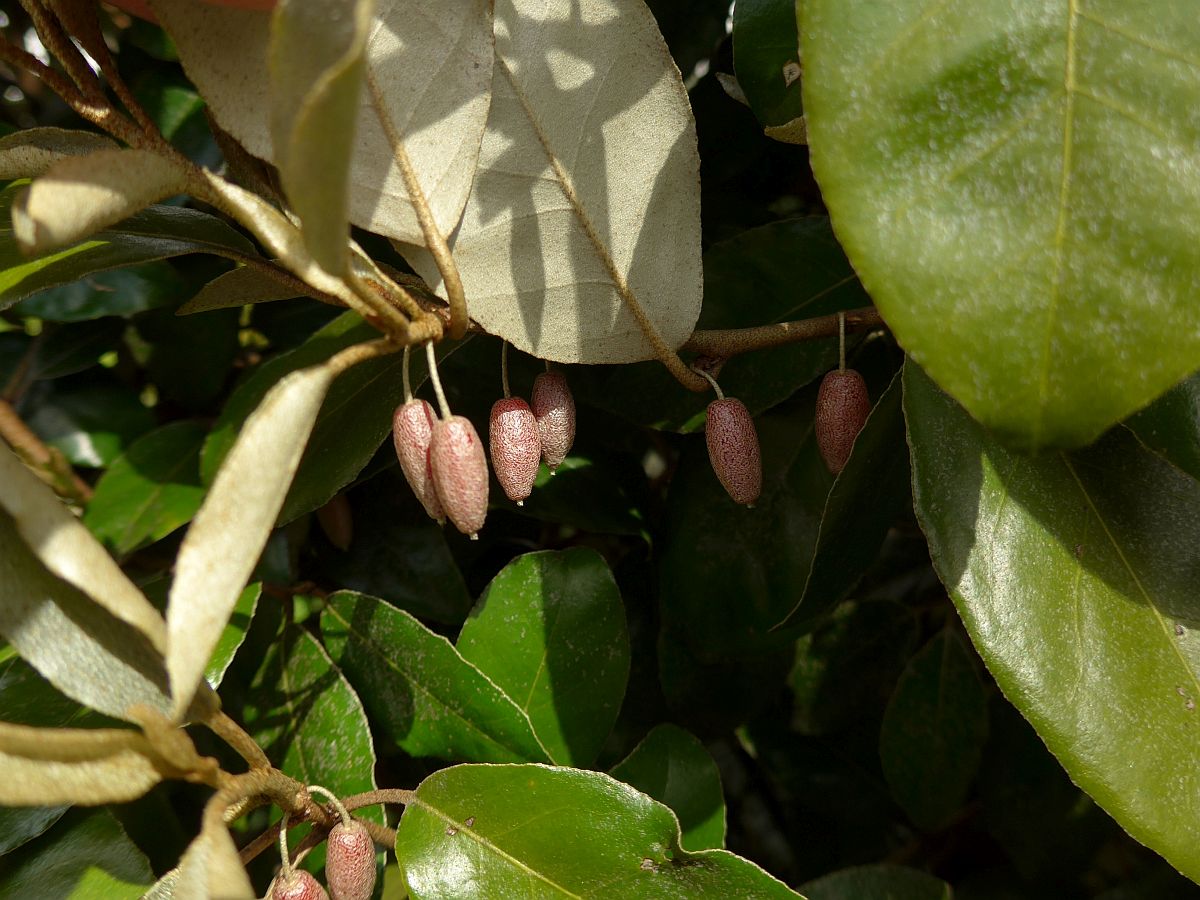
176;264;304;315
0;127;116;180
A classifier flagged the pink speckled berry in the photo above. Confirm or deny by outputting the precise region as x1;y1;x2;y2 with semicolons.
531;371;575;471
271;868;329;900
815;369;871;475
325;820;376;900
705;398;761;507
430;415;489;538
489;397;541;505
392;399;445;523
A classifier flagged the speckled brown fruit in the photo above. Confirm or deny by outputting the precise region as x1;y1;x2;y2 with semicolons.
489;397;541;505
271;869;329;900
531;371;575;471
430;415;489;538
325;820;376;900
815;369;871;475
705;398;761;507
392;399;444;522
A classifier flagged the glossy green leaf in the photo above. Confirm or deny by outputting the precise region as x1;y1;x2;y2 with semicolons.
1126;371;1200;482
789;599;918;736
396;764;801;899
772;369;910;633
14;262;184;322
799;864;952;900
879;630;988;831
321;591;550;763
803;1;1200;448
202;310;469;523
320;477;473;625
242;626;382;873
0;809;153;899
26;377;156;468
732;0;804;129
0;184;256;310
269;0;371;273
515;455;647;538
203;582;260;689
29;319;125;379
906;362;1200;879
457;549;630;767
84;421;207;557
609;724;725;851
575;218;870;432
0;807;66;858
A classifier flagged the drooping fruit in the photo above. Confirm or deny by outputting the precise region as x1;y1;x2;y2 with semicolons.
325;819;376;900
271;868;329;900
531;371;575;471
815;369;871;475
489;397;541;505
430;415;489;538
316;493;353;550
392;399;444;523
705;397;761;507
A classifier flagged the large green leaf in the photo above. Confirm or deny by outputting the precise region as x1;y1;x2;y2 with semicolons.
28;319;125;379
732;0;804;132
457;549;630;767
905;362;1200;880
799;865;952;900
574;218;870;433
204;582;261;689
320;591;550;764
878;630;989;831
609;724;726;851
83;421;207;557
25;377;156;468
803;1;1200;448
1126;371;1200;483
14;262;184;321
0;809;153;899
242;625;382;874
0;184;256;309
395;764;801;899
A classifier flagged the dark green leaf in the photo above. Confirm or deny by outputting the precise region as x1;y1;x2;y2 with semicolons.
396;764;801;899
803;1;1200;447
879;630;988;831
205;583;260;689
733;0;804;129
0;808;67;858
320;477;472;625
1126;371;1200;482
83;421;207;556
0;184;257;310
137;304;239;409
132;72;220;168
609;724;726;851
772;369;910;633
0;808;153;899
320;591;550;764
0;333;30;390
799;864;952;900
514;455;647;538
30;319;125;379
242;626;382;874
457;549;630;767
906;361;1200;878
790;599;918;736
14;262;184;322
574;218;870;432
25;376;155;468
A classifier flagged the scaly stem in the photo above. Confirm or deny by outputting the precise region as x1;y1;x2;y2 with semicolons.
683;307;884;357
204;709;270;770
501;342;511;399
402;344;413;404
693;367;724;401
838;311;847;372
306;784;352;827
425;341;451;420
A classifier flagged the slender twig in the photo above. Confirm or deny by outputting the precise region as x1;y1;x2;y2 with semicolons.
693;367;723;400
20;0;105;104
204;709;271;770
838;310;847;371
501;341;511;398
0;399;92;503
342;788;416;809
425;341;451;419
365;71;469;339
682;306;884;357
326;337;403;377
402;345;413;403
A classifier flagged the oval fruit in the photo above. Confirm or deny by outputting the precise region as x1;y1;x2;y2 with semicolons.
430;415;489;538
815;369;871;475
705;397;761;507
531;371;575;471
325;819;376;900
489;397;542;505
272;869;329;900
392;399;445;523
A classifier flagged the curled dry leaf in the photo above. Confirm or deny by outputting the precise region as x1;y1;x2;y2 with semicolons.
0;441;166;651
166;363;335;720
0;127;116;180
12;149;188;256
489;397;541;504
174;796;255;900
0;722;164;806
151;0;494;244
402;0;702;363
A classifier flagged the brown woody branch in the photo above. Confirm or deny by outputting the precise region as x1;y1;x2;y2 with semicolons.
683;306;885;357
0;399;93;504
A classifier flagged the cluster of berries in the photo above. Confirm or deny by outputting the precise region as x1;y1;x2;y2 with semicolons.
392;365;575;539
